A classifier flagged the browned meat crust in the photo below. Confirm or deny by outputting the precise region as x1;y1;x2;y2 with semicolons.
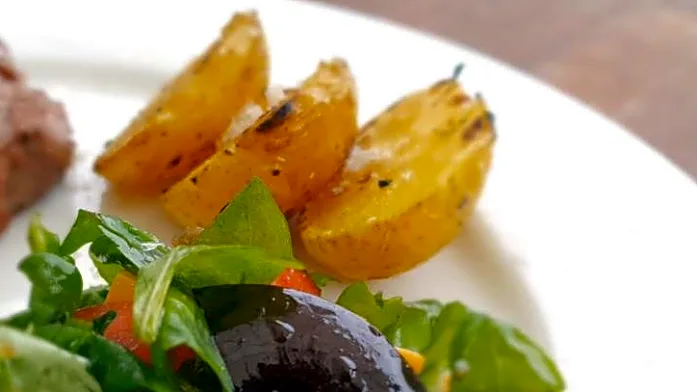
0;40;74;233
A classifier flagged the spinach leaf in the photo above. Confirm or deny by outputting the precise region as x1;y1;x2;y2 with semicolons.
34;324;172;392
158;289;232;392
134;245;302;343
27;215;61;254
61;210;167;281
0;326;101;392
19;253;83;323
336;283;566;392
197;177;293;258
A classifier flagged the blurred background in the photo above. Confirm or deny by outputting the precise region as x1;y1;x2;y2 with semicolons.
314;0;697;179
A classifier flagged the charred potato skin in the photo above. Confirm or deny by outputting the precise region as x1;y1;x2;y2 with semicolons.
296;79;495;281
162;59;359;228
94;11;269;194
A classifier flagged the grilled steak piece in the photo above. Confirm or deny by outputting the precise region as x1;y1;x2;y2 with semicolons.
0;40;74;233
0;40;20;81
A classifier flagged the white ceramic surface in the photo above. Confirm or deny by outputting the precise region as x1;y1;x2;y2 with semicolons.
2;1;697;391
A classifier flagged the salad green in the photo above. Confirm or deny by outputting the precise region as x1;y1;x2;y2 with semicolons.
134;245;301;342
33;324;170;392
195;177;293;258
0;326;101;392
61;209;168;282
0;178;565;391
28;214;61;254
19;253;83;324
337;283;566;391
154;289;230;392
79;286;110;308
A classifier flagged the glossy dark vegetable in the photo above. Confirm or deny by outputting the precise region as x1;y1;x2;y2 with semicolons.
194;285;425;392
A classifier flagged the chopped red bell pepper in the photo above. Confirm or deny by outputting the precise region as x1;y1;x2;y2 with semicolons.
271;268;321;296
75;271;195;369
104;271;137;304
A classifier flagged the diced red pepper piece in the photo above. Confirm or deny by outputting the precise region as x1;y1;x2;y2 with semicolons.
74;301;195;369
105;271;137;304
271;268;321;296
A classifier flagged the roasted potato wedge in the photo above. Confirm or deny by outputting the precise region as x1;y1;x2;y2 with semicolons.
295;79;495;281
94;11;269;194
162;59;358;227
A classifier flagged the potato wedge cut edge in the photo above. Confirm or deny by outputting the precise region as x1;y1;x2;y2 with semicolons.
162;59;359;228
296;79;496;281
94;11;270;194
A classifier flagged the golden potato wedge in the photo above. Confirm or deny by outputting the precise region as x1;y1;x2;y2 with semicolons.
94;11;269;194
162;59;358;227
295;79;495;281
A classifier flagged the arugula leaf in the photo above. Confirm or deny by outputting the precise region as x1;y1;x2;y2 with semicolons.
61;210;161;255
61;210;167;282
196;177;293;258
27;215;60;254
34;324;172;392
79;286;110;308
91;312;116;335
134;245;302;344
419;302;469;391
336;282;403;330
87;243;125;283
336;283;565;392
383;302;438;352
173;246;304;289
133;249;183;343
310;272;332;288
0;311;33;330
87;231;166;281
133;244;298;392
449;311;565;391
0;326;101;392
148;338;177;389
177;360;220;392
18;253;83;323
158;289;232;392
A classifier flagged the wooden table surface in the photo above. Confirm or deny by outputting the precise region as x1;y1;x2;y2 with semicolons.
314;0;697;180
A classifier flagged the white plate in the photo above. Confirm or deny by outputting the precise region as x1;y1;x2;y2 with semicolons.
2;1;697;391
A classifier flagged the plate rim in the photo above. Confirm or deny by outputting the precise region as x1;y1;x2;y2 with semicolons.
1;1;697;391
